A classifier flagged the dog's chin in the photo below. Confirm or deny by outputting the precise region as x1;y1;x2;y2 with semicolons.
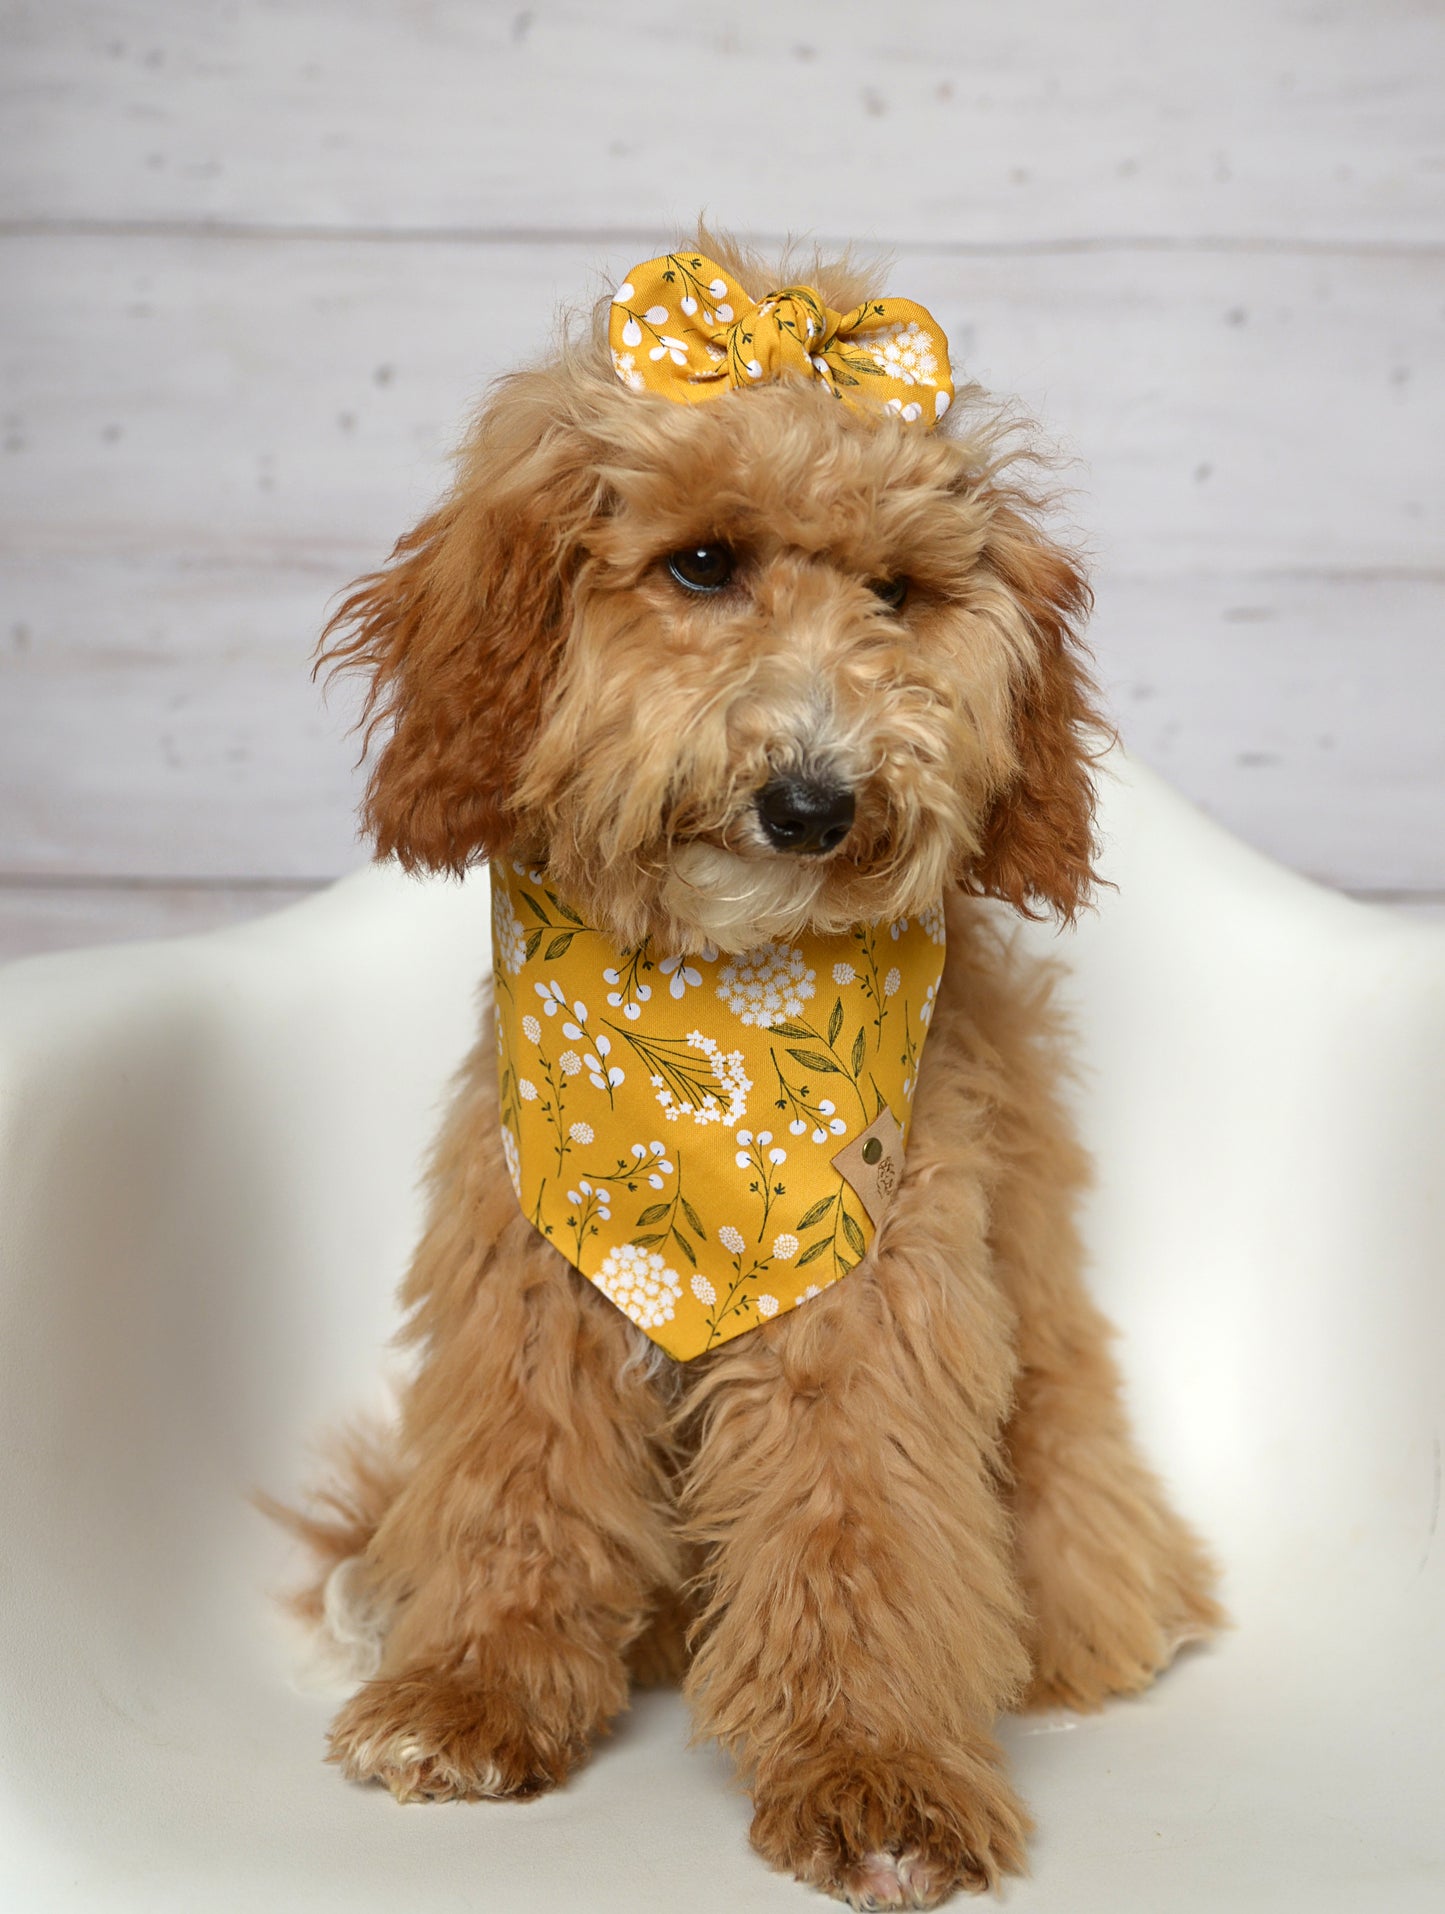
657;839;937;954
660;842;834;954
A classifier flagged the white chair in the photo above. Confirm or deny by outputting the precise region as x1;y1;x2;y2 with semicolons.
2;752;1441;1911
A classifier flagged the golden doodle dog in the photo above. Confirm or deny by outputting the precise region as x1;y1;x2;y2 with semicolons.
271;233;1221;1909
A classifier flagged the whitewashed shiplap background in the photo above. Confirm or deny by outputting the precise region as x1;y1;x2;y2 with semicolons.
1;0;1442;958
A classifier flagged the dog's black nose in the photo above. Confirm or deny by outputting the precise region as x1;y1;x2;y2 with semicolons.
755;777;856;856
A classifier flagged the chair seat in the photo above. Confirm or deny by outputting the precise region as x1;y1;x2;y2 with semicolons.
1;750;1441;1911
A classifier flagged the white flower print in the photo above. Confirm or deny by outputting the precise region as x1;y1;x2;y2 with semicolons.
491;886;527;975
733;1127;785;1170
716;944;816;1028
612;349;645;392
659;953;699;997
565;1178;611;1222
659;945;715;997
501;1125;521;1198
495;845;943;1351
651;1032;751;1126
858;318;941;388
585;1031;624;1091
934;389;951;419
648;334;690;366
559;1000;625;1091
802;1097;848;1145
604;964;651;1022
628;1140;674;1189
595;1244;682;1330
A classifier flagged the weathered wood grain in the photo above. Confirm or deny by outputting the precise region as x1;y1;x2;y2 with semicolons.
3;546;1441;892
0;553;366;878
2;2;1441;959
1095;571;1445;893
2;233;1439;573
2;233;1440;896
3;1;1443;245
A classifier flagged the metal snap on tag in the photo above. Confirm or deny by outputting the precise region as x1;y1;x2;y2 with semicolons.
831;1108;906;1228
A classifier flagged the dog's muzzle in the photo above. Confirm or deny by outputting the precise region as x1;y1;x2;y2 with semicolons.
754;775;856;856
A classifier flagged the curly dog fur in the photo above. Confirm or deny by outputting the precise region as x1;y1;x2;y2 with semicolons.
266;231;1222;1909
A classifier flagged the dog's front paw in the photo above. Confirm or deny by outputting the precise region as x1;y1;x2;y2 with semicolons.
327;1665;591;1803
749;1742;1030;1909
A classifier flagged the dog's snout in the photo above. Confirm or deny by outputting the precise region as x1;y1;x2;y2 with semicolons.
754;776;856;856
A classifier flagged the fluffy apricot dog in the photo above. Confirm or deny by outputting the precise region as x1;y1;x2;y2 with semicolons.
271;233;1221;1909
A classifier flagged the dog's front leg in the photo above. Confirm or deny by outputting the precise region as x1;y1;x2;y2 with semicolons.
681;1201;1032;1908
326;1123;679;1803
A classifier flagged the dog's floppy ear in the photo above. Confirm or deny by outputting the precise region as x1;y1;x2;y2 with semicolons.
966;503;1104;920
318;371;601;874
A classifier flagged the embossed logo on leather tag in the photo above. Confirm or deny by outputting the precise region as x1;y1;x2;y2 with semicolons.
831;1108;906;1227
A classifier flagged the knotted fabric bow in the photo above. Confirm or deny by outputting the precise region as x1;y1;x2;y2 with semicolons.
609;252;954;428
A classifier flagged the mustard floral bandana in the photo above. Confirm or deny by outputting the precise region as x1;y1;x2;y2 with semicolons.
491;861;947;1360
609;251;954;428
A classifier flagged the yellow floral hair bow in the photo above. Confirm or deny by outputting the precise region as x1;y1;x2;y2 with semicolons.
609;252;954;428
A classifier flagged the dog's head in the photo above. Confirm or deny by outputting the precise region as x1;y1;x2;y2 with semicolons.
322;238;1103;953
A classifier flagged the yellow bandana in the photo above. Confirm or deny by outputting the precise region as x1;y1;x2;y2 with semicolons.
491;862;947;1360
609;251;954;428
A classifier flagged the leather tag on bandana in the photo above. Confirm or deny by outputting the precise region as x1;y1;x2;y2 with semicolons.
831;1108;906;1227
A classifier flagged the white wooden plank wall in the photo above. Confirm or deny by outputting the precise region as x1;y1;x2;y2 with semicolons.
1;0;1442;958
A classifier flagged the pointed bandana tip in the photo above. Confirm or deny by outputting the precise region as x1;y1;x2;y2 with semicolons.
491;860;948;1360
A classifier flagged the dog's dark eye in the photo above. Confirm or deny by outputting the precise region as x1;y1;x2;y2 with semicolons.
869;576;910;612
667;544;735;594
